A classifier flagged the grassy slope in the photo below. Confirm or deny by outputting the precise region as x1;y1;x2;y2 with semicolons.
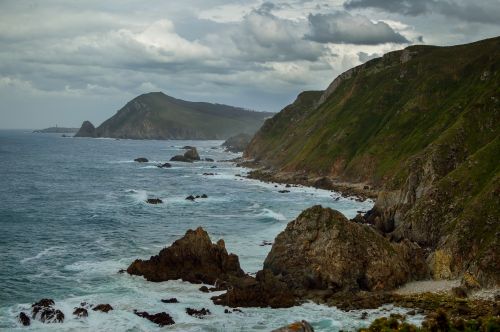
97;92;273;139
245;36;500;285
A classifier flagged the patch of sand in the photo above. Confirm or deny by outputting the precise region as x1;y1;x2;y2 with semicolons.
393;279;460;295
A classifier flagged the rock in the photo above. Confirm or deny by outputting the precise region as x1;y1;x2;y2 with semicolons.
224;309;231;314
313;177;333;190
134;310;175;326
146;198;163;204
161;298;179;303
203;173;215;176
186;307;211;318
278;190;290;193
134;157;148;163
199;286;209;293
201;194;208;198
211;165;217;168
272;320;315;332
184;147;200;161
452;286;468;298
286;184;291;188
361;312;368;319
157;163;172;168
170;155;193;162
186;195;196;201
264;206;428;295
31;299;65;323
461;272;481;290
92;304;113;313
205;158;214;162
260;240;273;246
222;133;253;153
73;307;88;318
18;312;30;326
75;120;97;137
127;227;245;284
211;270;296;308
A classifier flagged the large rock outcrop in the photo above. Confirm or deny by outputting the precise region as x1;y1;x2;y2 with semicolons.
222;133;253;153
264;206;428;295
74;121;97;137
127;227;245;284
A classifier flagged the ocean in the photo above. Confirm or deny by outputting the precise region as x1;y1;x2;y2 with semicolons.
0;130;419;331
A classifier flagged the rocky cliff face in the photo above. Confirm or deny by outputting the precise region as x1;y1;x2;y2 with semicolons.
245;36;500;286
74;121;96;137
76;92;272;140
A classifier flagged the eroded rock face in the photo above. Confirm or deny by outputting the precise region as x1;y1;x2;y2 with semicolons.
264;206;428;294
75;121;97;138
127;227;245;284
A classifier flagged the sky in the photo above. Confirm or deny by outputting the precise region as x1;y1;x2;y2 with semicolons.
0;0;499;129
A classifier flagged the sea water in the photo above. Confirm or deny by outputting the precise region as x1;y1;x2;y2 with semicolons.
0;131;421;331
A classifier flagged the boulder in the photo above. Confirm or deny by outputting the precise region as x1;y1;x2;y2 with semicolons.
184;147;200;161
157;163;172;168
92;304;113;313
264;206;428;295
170;155;193;162
186;307;211;318
146;198;163;204
127;227;245;284
18;312;30;326
134;310;175;326
272;320;315;332
31;299;64;323
73;307;88;318
134;157;148;163
199;286;209;293
211;270;296;308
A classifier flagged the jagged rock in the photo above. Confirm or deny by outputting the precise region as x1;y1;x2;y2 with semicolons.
186;307;211;318
92;304;113;313
211;270;296;308
31;299;64;323
157;162;172;168
161;298;179;303
134;310;175;326
73;307;88;318
272;320;314;332
18;312;30;326
75;121;97;137
146;198;163;204
184;147;200;161
186;195;196;201
127;227;245;284
264;206;428;295
134;157;148;163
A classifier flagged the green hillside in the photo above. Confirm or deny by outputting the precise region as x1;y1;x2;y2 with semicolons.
76;92;273;140
245;36;500;286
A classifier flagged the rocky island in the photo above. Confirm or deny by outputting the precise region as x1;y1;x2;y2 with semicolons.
75;92;273;140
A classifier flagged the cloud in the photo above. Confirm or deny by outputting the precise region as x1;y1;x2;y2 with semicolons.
306;12;409;44
357;51;380;62
344;0;500;25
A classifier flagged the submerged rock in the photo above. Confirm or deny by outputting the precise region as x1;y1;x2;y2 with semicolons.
146;198;163;204
186;307;211;318
272;320;314;332
134;157;148;163
127;227;245;284
157;162;172;168
92;304;113;313
18;312;30;326
73;307;88;318
134;310;175;326
186;195;196;201
264;206;428;295
161;298;179;303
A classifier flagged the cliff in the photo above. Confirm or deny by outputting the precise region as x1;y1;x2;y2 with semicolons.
75;92;272;140
245;36;500;286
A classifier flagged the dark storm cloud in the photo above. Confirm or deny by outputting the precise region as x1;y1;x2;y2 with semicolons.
344;0;500;25
306;12;409;44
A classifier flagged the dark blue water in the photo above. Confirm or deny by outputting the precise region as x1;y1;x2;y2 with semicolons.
0;131;416;331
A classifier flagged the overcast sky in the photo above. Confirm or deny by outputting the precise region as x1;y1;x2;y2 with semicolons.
1;0;499;129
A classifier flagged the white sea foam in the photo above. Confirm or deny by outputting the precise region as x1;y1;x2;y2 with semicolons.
20;246;64;264
257;208;287;221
